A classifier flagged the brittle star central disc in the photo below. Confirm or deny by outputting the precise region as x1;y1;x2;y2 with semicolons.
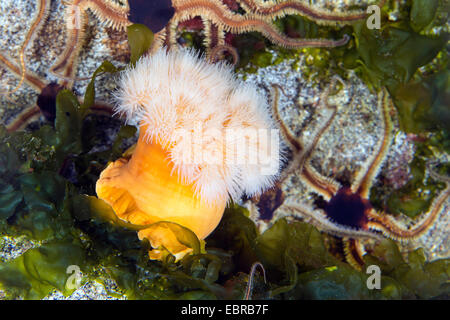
129;0;175;33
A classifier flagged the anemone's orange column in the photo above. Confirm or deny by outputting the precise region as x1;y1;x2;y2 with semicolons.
96;125;227;259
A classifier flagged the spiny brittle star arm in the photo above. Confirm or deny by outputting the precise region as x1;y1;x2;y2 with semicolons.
51;0;130;84
282;200;383;240
172;0;350;50
0;51;46;92
367;166;450;241
352;89;394;199
271;80;341;200
237;0;387;25
244;262;267;300
0;0;50;95
343;238;366;270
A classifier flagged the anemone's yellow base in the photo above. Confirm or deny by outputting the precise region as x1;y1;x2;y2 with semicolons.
96;128;226;260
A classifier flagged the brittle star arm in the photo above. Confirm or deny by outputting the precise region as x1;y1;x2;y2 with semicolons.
0;0;50;95
203;19;224;48
337;89;394;268
299;79;344;200
6;100;116;132
367;168;450;241
150;29;168;53
0;52;46;92
208;44;240;66
282;200;383;241
352;89;394;199
244;262;267;300
0;50;47;131
343;238;366;270
50;4;88;85
201;19;240;65
5;106;41;132
169;0;350;51
237;0;387;25
50;0;130;85
271;81;341;200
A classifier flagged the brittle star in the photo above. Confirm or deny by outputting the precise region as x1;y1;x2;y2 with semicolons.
254;81;449;269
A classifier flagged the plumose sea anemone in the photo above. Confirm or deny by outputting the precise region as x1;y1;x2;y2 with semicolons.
96;48;282;260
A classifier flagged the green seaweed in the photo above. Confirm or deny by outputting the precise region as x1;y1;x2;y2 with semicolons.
352;22;446;90
410;0;439;33
0;240;86;299
127;23;154;66
370;141;447;218
255;218;339;272
0;148;448;299
81;61;122;114
364;239;450;299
